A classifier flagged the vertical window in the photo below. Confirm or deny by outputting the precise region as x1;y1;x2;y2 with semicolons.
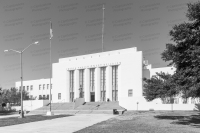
47;95;49;100
39;95;42;100
39;85;41;90
43;95;45;100
69;70;74;102
27;86;29;91
100;67;106;101
30;85;33;91
47;84;49;89
112;66;118;101
90;68;95;92
58;93;61;100
79;69;84;98
128;89;133;97
23;86;25;91
43;84;45;90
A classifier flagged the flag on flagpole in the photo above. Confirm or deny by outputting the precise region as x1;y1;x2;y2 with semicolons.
50;21;53;39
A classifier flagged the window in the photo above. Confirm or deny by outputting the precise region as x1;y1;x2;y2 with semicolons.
30;95;33;99
112;66;118;101
100;67;106;101
58;93;61;100
47;95;49;100
30;85;33;91
79;69;84;98
23;86;25;91
69;70;74;102
43;95;46;100
39;95;42;100
43;84;45;90
47;84;49;89
27;86;29;91
90;68;95;92
39;85;41;90
128;89;133;97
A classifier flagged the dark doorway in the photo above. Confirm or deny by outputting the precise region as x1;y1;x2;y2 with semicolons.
90;92;95;102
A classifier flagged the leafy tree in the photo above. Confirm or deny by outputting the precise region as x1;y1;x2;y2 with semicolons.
161;1;200;98
143;72;177;101
144;1;200;101
0;87;31;105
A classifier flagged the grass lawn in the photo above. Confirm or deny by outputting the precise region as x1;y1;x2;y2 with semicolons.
75;111;200;133
0;114;72;127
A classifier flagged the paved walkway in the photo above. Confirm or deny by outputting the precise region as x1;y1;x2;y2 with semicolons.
0;114;116;133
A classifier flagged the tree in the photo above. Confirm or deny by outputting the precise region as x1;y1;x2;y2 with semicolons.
143;72;177;102
0;87;31;105
160;1;200;98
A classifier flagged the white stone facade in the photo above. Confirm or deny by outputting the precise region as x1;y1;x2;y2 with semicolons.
16;47;144;105
15;78;53;100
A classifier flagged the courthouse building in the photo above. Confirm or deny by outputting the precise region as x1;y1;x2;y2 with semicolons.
16;47;146;105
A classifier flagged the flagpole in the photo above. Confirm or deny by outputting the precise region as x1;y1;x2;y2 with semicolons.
47;21;53;116
102;4;105;52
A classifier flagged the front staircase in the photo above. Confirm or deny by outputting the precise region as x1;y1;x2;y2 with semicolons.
30;101;126;115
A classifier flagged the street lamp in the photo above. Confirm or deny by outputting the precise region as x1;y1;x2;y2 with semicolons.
4;41;39;118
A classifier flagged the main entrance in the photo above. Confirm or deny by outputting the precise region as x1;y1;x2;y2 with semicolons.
90;92;95;102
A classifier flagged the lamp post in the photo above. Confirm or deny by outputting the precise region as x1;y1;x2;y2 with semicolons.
4;41;39;118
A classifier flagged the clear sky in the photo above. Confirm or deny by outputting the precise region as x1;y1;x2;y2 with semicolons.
0;0;197;89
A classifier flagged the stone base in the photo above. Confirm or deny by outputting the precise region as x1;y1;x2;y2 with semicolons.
46;111;54;116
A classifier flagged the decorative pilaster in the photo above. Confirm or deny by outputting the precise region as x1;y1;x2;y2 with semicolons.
74;70;79;99
66;70;70;102
106;66;112;101
84;69;90;102
95;67;100;102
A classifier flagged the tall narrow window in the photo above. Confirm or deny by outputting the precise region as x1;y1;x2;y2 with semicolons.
100;67;106;101
90;68;95;92
39;85;41;90
47;84;49;89
58;93;61;100
27;86;29;91
79;69;84;98
128;89;133;97
43;84;45;90
30;85;33;91
69;70;74;102
47;95;49;100
112;65;118;101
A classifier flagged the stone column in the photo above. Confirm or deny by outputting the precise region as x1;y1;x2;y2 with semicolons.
118;65;122;101
66;70;70;102
74;69;79;99
84;69;90;102
106;66;112;101
95;67;100;102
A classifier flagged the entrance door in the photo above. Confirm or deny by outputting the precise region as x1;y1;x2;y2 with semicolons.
90;92;95;102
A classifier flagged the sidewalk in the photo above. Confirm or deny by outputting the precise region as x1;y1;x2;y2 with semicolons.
0;114;116;133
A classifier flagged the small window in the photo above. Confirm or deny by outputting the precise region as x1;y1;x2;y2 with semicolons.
43;84;45;90
58;93;61;100
30;85;33;91
47;95;49;100
27;86;29;91
47;84;49;89
128;89;133;97
39;95;42;100
39;85;41;90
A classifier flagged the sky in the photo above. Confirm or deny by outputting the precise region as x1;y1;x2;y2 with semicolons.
0;0;198;89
